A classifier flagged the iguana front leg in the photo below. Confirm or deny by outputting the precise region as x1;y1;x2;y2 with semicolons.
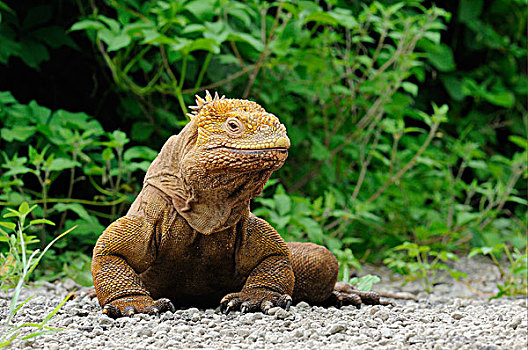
220;215;295;314
91;216;174;317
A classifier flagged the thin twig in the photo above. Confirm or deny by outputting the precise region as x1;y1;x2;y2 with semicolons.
182;65;256;94
230;41;245;67
478;164;525;230
243;1;284;98
366;120;441;204
446;162;467;231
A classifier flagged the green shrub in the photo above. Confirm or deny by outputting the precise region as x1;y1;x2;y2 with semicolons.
0;0;526;298
0;92;157;284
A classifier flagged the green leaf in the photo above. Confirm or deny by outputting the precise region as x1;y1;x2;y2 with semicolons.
353;274;381;291
467;160;487;170
0;91;17;104
274;194;292;216
47;158;80;172
0;221;16;231
185;0;216;21
28;100;52;124
110;130;129;147
183;38;219;54
29;219;55;226
124;146;157;162
18;202;31;216
33;26;78;50
70;19;105;31
420;41;455;72
310;138;331;161
228;8;251;27
505;196;528;206
227;33;264;52
106;32;131;52
1;126;37;142
402;82;418;96
440;75;466;101
102;148;113;161
19;41;49;69
483;91;515;108
304;11;339;26
509;135;527;149
296;217;323;243
456;212;480;227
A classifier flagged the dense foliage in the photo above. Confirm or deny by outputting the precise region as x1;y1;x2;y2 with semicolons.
0;0;526;296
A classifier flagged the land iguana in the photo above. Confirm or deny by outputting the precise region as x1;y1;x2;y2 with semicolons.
91;91;384;317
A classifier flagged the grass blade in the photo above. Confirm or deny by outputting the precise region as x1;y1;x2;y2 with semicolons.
27;226;76;277
41;293;73;326
13;294;35;314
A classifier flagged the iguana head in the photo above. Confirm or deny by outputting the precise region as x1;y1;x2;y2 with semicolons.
186;91;290;173
145;91;290;233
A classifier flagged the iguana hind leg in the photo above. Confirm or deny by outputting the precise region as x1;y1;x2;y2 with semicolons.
287;242;387;308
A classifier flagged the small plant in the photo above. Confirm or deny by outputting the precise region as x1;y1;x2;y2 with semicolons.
0;202;74;347
468;244;527;299
348;275;381;292
384;241;467;293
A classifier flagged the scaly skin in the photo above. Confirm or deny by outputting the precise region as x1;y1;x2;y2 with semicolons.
92;91;380;317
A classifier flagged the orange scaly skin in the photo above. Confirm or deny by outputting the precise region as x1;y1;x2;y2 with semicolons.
91;92;381;317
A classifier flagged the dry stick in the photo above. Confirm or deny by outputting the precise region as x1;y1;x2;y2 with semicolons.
292;14;434;192
183;65;256;94
230;41;245;67
378;290;418;301
332;85;396;156
160;45;178;85
366;120;441;204
446;162;467;231
57;152;78;232
243;1;284;98
290;79;396;192
388;133;401;177
478;164;524;230
324;125;383;230
351;128;381;202
108;0;151;22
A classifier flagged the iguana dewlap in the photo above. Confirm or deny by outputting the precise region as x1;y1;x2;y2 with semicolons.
91;92;380;317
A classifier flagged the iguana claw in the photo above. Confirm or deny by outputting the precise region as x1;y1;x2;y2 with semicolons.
285;299;292;311
220;289;292;314
101;296;175;318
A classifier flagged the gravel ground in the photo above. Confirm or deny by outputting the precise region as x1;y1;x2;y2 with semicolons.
1;257;526;349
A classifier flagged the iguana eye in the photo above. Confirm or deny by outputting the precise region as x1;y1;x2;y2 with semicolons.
224;117;244;135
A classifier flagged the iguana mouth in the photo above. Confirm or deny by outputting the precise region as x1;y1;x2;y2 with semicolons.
220;136;290;152
223;147;288;155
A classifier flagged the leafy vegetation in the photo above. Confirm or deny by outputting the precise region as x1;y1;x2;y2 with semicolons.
0;203;73;347
0;0;526;298
468;244;527;299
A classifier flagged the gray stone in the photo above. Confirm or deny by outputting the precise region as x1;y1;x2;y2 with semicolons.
452;312;465;320
325;323;347;335
379;327;392;338
296;301;310;310
267;307;282;316
237;328;251;337
274;308;290;319
136;327;153;337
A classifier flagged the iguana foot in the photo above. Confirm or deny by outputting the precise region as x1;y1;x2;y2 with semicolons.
102;295;175;318
220;288;292;314
326;282;392;308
